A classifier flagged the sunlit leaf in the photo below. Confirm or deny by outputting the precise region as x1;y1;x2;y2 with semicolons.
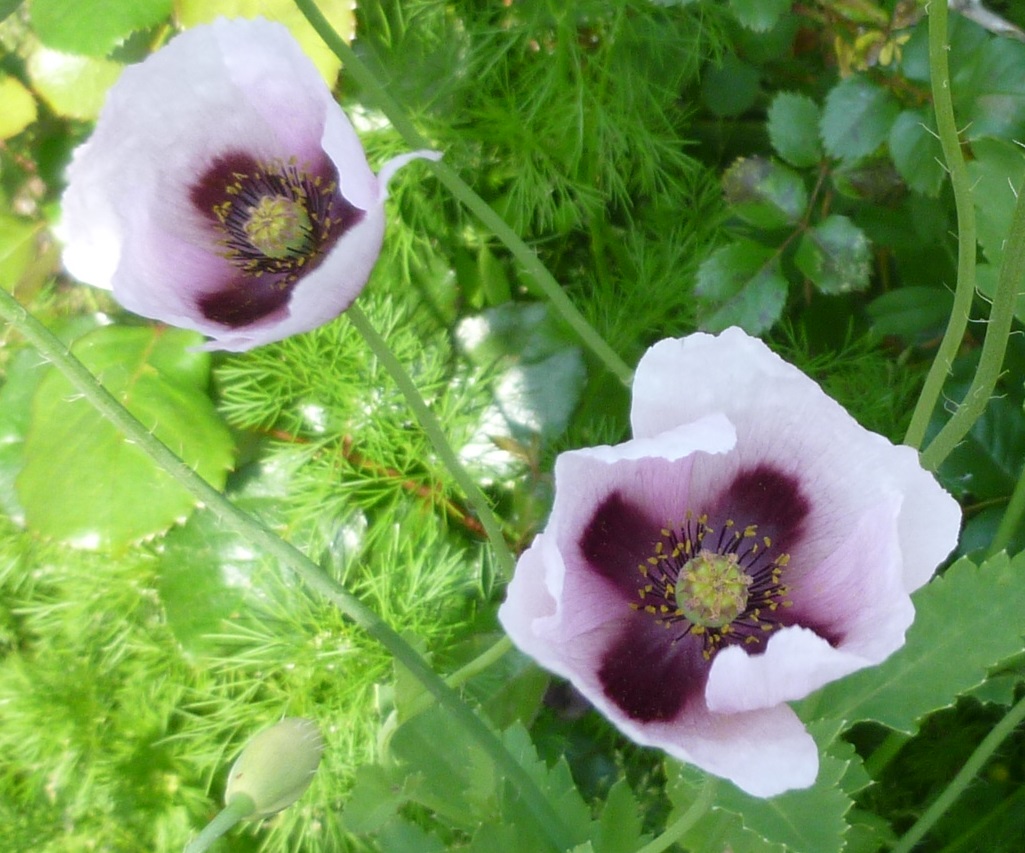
26;45;122;119
722;156;808;229
17;326;235;548
0;215;40;291
695;240;787;334
0;75;37;139
30;0;171;56
794;214;871;294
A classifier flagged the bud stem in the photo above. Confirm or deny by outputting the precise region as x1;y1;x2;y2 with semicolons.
183;794;256;853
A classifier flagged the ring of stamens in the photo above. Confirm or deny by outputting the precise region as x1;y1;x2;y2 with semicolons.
629;512;792;660
211;157;340;280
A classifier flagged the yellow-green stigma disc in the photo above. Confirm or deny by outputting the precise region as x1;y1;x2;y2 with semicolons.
243;195;312;259
675;550;752;628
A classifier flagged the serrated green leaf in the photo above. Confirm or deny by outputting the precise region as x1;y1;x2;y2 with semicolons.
723;157;808;229
728;0;791;32
767;92;823;168
0;75;37;139
794;214;871;294
821;75;900;162
29;0;171;56
802;553;1025;732
342;764;404;834
590;779;650;853
176;0;357;84
17;325;234;549
26;45;122;119
889;108;945;196
695;240;787;334
966;137;1025;266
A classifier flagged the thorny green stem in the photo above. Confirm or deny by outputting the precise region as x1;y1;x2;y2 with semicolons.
920;174;1025;471
989;457;1025;556
293;0;635;387
903;0;977;453
183;795;254;853
890;691;1025;853
346;304;515;580
0;289;575;853
635;778;718;853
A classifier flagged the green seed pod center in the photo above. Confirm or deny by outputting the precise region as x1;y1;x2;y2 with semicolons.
675;550;753;628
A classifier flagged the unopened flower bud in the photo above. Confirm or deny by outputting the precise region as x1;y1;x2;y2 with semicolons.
225;718;324;819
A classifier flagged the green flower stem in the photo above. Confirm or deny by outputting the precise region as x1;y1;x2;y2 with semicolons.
989;457;1025;556
346;304;515;580
635;778;717;853
0;291;574;853
891;691;1025;853
903;0;977;453
919;174;1025;472
293;0;634;387
402;635;514;721
183;795;254;853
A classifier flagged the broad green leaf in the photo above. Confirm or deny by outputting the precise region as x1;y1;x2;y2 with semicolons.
794;214;871;294
767;92;823;168
867;286;954;344
0;348;49;522
695;240;787;334
728;0;791;32
0;0;23;23
0;76;37;139
17;326;234;548
26;45;122;119
701;52;760;118
722;156;808;229
176;0;358;83
29;0;171;56
938;392;1025;502
821;75;900;162
802;552;1025;732
953;35;1025;141
966;137;1025;266
889;108;945;197
0;215;40;291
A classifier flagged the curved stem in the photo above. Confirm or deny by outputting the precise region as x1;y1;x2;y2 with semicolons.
293;0;634;387
890;692;1025;853
636;778;717;853
184;795;254;853
988;456;1025;556
0;289;574;853
903;0;977;452
920;175;1025;471
402;635;514;721
346;304;515;580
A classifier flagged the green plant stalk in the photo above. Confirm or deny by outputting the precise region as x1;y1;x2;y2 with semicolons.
890;691;1025;853
903;0;977;453
402;635;514;721
183;795;254;853
920;175;1025;471
346;304;515;579
0;290;574;853
988;457;1025;556
293;0;634;387
635;778;717;853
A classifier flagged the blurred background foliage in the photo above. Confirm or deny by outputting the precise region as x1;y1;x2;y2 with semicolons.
2;0;1025;850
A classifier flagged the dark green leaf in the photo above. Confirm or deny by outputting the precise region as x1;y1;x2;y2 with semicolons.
802;552;1025;732
966;137;1025;266
794;215;871;294
821;75;900;162
889;108;945;197
695;240;787;334
29;0;172;56
938;392;1025;502
767;92;823;168
728;0;791;32
722;156;808;229
953;35;1025;141
977;263;1025;326
701;52;760;118
17;326;235;548
590;780;650;853
867;286;954;344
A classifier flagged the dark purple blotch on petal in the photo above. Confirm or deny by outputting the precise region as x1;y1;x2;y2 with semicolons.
197;275;292;327
715;464;810;548
598;617;707;723
190;152;262;220
579;491;662;599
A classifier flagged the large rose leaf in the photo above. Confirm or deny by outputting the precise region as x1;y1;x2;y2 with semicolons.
17;325;234;548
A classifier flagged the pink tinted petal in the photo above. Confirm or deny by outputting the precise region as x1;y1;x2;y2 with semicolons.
377;150;444;197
